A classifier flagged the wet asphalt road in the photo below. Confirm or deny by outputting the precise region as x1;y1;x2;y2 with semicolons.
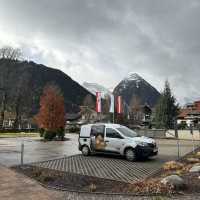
0;134;199;167
0;134;80;166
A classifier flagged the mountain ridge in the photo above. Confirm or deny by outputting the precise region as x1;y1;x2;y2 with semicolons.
113;72;160;107
0;59;93;116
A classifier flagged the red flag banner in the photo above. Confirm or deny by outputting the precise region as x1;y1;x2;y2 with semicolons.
117;96;122;114
96;92;101;113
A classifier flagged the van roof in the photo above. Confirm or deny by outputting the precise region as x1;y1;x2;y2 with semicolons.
82;123;123;128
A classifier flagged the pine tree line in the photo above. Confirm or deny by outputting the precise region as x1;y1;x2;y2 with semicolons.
154;80;179;129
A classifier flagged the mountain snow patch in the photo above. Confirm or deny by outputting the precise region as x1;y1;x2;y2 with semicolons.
83;82;112;98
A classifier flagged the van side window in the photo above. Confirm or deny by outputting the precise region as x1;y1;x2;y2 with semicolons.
106;128;123;139
91;125;105;137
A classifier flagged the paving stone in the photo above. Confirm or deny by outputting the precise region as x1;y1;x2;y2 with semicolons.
0;165;63;200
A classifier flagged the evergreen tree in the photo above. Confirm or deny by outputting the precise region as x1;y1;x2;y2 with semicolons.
154;80;179;129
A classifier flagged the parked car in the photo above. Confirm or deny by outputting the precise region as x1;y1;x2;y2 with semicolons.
78;123;158;161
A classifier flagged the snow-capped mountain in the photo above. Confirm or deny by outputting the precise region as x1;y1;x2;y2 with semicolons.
83;82;112;98
113;72;160;107
122;73;144;89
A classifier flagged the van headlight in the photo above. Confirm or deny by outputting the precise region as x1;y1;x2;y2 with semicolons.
137;142;148;147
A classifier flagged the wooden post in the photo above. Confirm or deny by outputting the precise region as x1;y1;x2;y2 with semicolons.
174;120;180;158
190;124;195;153
21;141;24;165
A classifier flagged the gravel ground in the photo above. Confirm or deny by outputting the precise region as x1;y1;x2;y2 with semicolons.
1;163;200;200
61;191;200;200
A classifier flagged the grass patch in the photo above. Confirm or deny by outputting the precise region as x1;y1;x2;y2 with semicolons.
0;132;39;138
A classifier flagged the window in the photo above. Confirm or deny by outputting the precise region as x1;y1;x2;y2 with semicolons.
91;125;105;137
106;128;123;139
116;126;138;138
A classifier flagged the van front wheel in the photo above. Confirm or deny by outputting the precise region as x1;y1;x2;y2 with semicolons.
125;148;136;161
81;145;90;156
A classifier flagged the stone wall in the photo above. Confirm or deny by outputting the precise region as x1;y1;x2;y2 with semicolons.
136;129;166;138
166;130;200;140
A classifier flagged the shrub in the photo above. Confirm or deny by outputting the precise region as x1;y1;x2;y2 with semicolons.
129;179;175;195
41;128;65;141
185;157;200;164
177;122;187;130
56;127;65;140
39;128;45;137
163;161;184;171
68;126;80;133
44;130;56;140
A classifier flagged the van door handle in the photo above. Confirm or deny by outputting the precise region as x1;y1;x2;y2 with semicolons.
105;140;109;143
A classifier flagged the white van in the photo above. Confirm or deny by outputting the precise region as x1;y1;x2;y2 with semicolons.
78;123;158;161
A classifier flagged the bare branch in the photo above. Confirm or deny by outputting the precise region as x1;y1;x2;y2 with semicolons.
0;46;23;60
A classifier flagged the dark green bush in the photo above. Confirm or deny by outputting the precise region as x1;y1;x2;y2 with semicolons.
39;128;45;137
68;126;80;133
44;130;56;140
56;127;65;140
177;122;187;130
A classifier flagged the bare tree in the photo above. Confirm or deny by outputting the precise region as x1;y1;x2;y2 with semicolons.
81;94;95;122
0;88;6;128
102;94;111;114
0;46;22;60
0;46;23;129
83;94;95;109
12;71;33;129
129;95;143;124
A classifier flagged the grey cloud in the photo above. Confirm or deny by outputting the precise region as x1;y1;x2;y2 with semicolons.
0;0;200;104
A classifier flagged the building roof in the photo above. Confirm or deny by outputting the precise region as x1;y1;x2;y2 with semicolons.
178;108;190;118
178;100;200;119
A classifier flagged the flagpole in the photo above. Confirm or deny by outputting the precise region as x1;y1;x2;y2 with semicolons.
109;94;115;124
96;92;102;122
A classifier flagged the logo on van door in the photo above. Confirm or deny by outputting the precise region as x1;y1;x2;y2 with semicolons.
91;125;106;150
95;134;106;149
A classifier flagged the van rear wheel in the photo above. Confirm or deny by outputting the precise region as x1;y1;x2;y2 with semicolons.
81;145;90;156
125;148;136;161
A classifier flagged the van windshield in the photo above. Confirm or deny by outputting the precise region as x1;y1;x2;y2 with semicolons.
117;127;138;138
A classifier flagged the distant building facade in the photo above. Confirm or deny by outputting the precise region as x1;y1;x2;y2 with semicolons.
129;104;152;126
0;111;34;130
178;100;200;127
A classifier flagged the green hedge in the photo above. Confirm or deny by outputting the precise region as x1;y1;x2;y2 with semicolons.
67;126;80;133
40;128;65;141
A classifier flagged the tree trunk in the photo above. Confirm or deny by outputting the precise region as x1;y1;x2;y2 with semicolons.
13;97;21;130
0;92;6;129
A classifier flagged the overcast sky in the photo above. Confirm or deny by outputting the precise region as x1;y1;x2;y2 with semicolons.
0;0;200;104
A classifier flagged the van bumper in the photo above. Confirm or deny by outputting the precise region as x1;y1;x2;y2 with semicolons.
135;146;158;158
